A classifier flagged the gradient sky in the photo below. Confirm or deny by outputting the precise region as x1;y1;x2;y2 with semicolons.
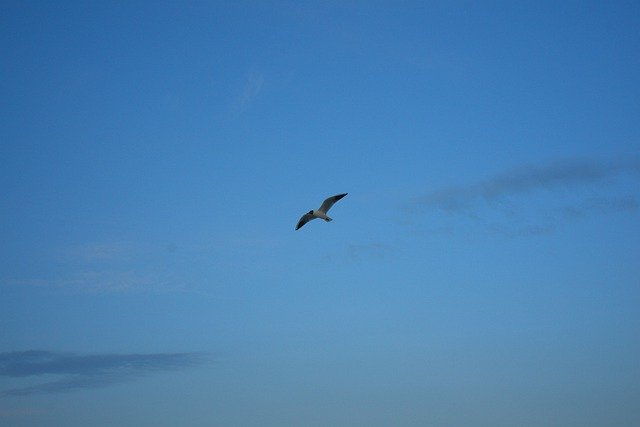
2;1;639;426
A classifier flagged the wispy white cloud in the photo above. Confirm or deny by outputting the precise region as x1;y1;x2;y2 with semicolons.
232;72;264;115
2;240;191;293
348;242;392;261
4;271;189;294
64;270;188;293
65;241;134;262
322;241;394;263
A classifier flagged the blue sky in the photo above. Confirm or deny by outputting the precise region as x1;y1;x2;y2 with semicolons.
1;1;639;425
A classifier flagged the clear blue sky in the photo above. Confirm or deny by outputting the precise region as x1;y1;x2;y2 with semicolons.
2;1;639;426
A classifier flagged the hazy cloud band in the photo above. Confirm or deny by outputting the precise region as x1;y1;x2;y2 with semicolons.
412;158;640;213
0;350;207;397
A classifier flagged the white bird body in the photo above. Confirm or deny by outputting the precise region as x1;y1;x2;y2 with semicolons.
295;193;347;230
310;210;331;221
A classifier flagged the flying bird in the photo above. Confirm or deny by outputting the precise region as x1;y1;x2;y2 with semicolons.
295;193;348;230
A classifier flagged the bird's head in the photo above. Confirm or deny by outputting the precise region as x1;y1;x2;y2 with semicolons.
308;210;314;215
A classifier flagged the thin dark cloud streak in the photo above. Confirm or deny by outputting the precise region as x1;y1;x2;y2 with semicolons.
411;158;640;214
347;242;391;261
561;196;639;218
2;374;125;397
0;350;207;397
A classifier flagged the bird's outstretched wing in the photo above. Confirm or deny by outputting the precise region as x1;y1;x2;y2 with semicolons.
295;213;315;230
318;193;347;213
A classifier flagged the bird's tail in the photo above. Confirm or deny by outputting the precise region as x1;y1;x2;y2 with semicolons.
324;217;332;222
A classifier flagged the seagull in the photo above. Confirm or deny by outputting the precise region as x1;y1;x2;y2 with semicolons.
295;193;348;230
